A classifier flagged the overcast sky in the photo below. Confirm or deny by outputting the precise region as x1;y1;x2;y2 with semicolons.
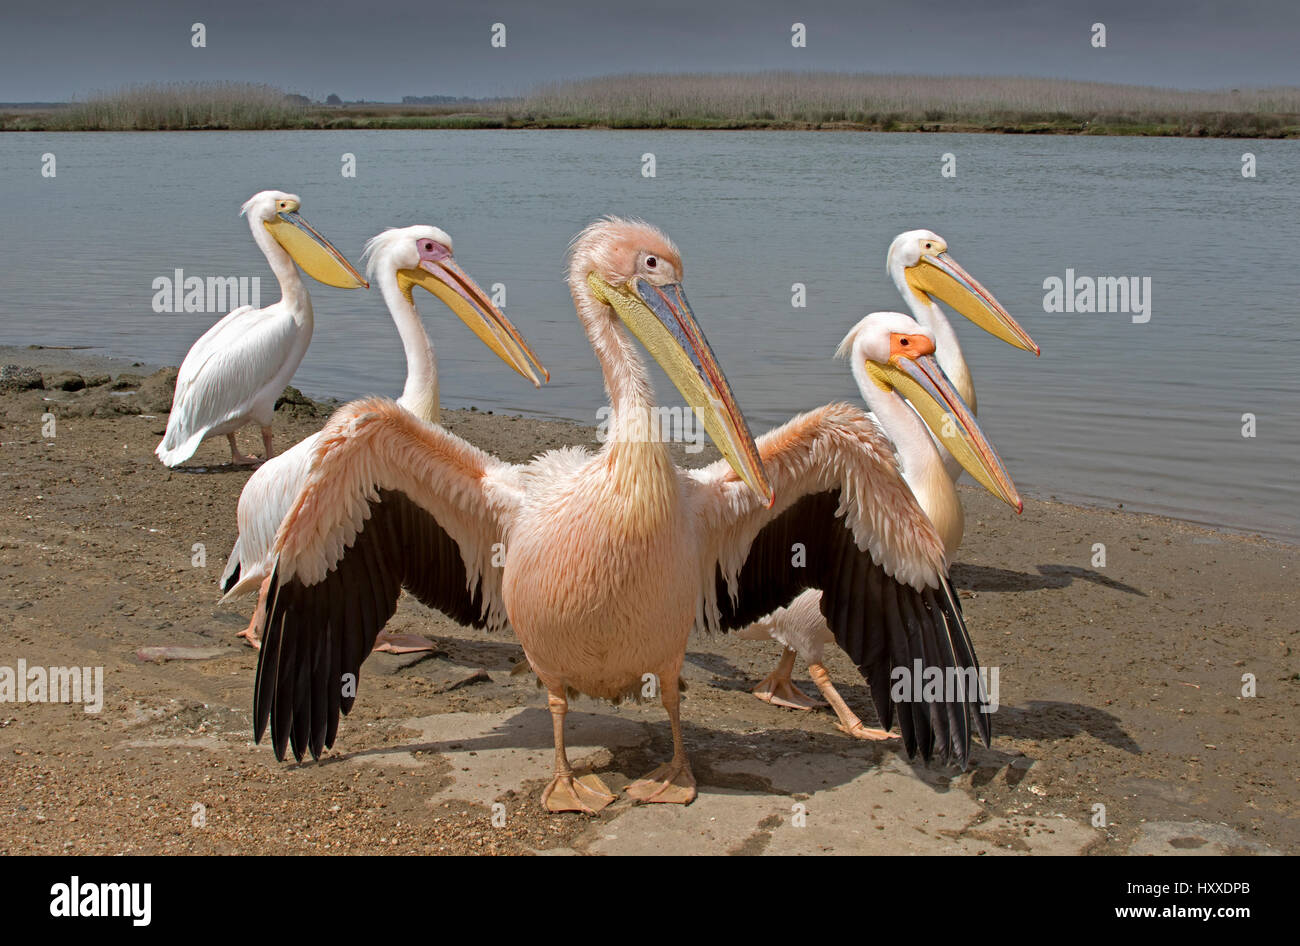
2;0;1295;102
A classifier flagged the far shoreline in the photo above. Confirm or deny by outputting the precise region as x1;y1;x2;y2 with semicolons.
3;118;1296;140
12;74;1295;139
3;341;1294;550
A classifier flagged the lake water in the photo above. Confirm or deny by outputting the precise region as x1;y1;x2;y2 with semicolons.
1;130;1297;542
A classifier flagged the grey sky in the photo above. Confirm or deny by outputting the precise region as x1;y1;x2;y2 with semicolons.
2;0;1295;102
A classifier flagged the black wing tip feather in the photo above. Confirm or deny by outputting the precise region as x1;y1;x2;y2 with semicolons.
832;569;987;769
252;562;280;750
219;563;239;594
250;488;487;765
713;488;993;771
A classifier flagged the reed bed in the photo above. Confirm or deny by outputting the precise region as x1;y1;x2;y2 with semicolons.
521;73;1300;119
512;73;1300;135
511;73;1300;135
12;74;1299;136
52;82;308;130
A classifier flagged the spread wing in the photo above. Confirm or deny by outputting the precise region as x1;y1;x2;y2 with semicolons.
688;402;991;766
251;398;520;762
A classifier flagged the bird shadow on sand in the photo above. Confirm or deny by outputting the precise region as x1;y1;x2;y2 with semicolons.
309;705;652;774
765;674;1141;753
378;636;526;674
991;700;1141;754
300;638;1142;800
168;462;261;475
307;703;1004;800
952;562;1147;597
683;650;750;681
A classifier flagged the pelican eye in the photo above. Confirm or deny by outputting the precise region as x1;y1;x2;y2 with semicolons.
900;337;910;346
645;255;657;269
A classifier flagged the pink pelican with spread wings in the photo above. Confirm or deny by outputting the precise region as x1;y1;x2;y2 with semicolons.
250;218;991;812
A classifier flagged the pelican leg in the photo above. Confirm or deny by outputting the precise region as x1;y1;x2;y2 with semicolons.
235;615;261;650
372;631;438;654
260;426;275;462
226;433;261;466
753;646;825;710
807;664;896;741
540;688;616;814
626;673;697;805
236;575;270;649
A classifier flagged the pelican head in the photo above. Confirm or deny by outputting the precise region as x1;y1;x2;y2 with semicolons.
571;217;772;505
888;229;1038;355
241;190;367;290
361;225;547;386
840;311;1022;512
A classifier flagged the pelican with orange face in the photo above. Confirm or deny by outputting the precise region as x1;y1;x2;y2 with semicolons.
156;190;367;467
249;219;993;814
744;312;1021;736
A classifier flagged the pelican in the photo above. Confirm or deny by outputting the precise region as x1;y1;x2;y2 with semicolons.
218;225;547;653
155;190;367;467
888;229;1038;475
744;311;1022;737
250;218;992;814
746;230;1039;725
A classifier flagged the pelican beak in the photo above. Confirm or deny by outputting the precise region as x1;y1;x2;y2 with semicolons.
906;252;1039;355
868;344;1022;512
589;273;773;506
264;210;368;289
399;256;548;387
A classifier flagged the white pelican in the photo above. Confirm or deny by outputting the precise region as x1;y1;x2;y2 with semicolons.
744;311;1021;737
250;218;992;813
746;231;1039;724
888;229;1038;475
155;190;367;467
218;225;547;654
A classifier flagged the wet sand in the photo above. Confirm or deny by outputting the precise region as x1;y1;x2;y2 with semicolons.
1;346;1295;855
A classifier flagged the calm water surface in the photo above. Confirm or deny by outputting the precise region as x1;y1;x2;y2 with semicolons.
1;131;1297;541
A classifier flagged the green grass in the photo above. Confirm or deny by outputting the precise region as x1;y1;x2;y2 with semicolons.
6;75;1298;137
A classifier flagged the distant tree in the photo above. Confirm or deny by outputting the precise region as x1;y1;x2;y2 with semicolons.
284;93;310;106
326;93;342;106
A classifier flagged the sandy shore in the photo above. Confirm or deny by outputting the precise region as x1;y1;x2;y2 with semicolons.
1;346;1296;855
